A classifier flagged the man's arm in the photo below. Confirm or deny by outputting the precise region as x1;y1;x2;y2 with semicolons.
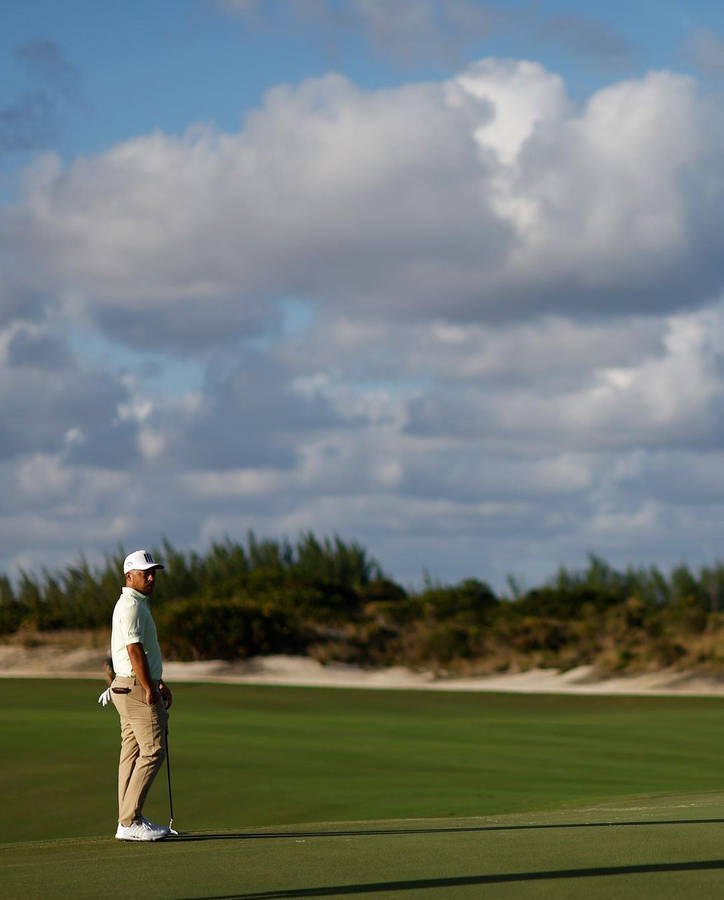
126;643;160;706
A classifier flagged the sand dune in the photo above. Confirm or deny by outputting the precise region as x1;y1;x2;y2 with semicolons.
2;644;724;696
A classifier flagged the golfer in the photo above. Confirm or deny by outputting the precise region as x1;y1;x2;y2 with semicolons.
109;550;173;841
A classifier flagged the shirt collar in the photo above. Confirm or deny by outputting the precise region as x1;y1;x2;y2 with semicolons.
121;586;150;603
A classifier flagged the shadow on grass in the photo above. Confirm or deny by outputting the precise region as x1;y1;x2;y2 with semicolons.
170;817;724;843
179;859;724;899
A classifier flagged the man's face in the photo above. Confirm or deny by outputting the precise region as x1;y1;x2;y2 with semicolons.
126;568;158;595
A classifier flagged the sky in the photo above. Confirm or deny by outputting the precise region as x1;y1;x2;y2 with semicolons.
3;0;724;593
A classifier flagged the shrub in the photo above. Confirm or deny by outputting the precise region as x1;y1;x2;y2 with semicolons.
156;597;306;660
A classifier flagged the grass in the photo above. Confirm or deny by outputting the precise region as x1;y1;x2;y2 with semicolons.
2;680;724;897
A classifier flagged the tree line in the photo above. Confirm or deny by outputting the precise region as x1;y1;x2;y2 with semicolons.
2;534;724;675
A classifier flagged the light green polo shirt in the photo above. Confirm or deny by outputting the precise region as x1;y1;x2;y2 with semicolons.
111;587;163;681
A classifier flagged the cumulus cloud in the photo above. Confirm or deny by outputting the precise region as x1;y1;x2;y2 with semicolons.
1;72;499;342
0;322;139;465
5;59;724;352
406;304;724;450
275;306;668;401
495;70;724;315
160;351;348;470
4;57;724;587
0;276;50;329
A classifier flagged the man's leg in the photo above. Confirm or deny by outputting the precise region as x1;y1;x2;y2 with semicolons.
118;717;140;826
113;690;168;825
123;699;168;824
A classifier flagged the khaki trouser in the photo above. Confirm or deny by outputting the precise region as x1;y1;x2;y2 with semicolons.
110;675;169;826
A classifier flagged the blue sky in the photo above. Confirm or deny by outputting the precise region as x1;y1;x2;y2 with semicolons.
3;0;724;591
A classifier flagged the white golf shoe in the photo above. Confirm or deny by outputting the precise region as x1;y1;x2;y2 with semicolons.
115;819;170;841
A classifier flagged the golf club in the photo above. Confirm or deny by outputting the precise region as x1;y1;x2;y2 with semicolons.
165;727;179;835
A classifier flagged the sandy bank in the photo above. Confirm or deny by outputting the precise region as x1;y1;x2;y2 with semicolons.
2;644;724;696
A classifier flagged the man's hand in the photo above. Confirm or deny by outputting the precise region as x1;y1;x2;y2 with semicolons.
159;681;173;710
145;685;161;705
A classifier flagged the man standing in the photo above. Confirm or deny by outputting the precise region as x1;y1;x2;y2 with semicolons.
109;549;173;841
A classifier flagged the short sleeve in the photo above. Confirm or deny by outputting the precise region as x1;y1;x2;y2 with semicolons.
117;604;143;645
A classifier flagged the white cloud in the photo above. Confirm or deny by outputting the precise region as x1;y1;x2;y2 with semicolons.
407;301;724;453
457;58;569;165
486;70;724;315
4;58;724;588
4;60;723;350
182;468;285;498
0;323;139;464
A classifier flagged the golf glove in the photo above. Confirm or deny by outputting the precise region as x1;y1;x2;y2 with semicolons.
98;687;112;707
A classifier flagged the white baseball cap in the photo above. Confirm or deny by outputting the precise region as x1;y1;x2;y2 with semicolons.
123;549;165;574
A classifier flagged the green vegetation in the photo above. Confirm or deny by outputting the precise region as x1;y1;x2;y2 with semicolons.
3;681;724;843
3;535;724;674
6;798;724;900
3;682;724;898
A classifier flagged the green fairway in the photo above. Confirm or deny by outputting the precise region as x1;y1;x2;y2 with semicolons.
3;680;724;842
3;681;724;897
3;795;724;899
